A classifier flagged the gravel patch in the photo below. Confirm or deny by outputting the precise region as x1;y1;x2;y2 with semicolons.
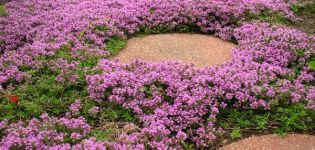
112;33;236;67
219;134;315;150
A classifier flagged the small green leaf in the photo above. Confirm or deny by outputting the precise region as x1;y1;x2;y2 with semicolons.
27;70;37;76
231;127;242;139
181;141;195;150
308;61;315;70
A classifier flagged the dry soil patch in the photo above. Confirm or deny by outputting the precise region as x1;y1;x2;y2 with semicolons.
219;134;315;150
112;34;236;67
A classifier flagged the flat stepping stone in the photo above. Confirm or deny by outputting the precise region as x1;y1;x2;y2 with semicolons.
113;33;236;67
219;134;315;150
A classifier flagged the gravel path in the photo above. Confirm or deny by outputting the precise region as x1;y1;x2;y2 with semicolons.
219;134;315;150
112;33;236;67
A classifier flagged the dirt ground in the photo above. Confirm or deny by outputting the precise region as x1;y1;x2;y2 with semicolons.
219;134;315;150
293;13;315;34
113;34;236;68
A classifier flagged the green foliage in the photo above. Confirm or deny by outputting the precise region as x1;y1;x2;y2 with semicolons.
217;103;315;138
90;129;115;141
175;24;201;33
308;61;315;70
254;113;269;130
105;37;127;56
0;69;135;123
291;2;315;15
291;4;302;14
141;26;172;34
0;75;78;120
229;109;252;128
56;44;72;60
230;127;242;139
0;5;9;17
138;24;201;35
94;25;109;34
272;103;314;134
0;44;136;124
305;49;315;71
245;11;291;25
181;141;195;150
0;128;3;139
1;5;313;144
99;102;136;122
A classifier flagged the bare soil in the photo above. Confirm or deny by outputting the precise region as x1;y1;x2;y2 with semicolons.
219;134;315;150
293;13;315;34
112;33;236;68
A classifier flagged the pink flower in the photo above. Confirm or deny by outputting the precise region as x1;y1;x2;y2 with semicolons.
70;132;83;140
89;106;100;115
70;100;81;114
176;131;187;140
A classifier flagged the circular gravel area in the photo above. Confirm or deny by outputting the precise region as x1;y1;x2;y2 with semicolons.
219;134;315;150
113;34;236;67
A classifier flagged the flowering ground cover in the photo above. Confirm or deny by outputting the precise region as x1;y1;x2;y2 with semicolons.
0;0;315;149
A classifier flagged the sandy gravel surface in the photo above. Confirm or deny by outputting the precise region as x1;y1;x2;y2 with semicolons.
219;134;315;150
112;33;236;67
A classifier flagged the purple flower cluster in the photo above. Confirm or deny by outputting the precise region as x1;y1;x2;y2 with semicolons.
69;99;82;114
0;0;314;149
0;0;295;87
0;113;95;150
53;58;80;84
89;106;100;115
86;23;315;148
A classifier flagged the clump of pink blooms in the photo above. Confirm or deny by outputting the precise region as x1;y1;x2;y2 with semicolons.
86;23;315;148
0;0;314;149
89;106;100;115
0;0;296;87
69;99;82;115
0;101;115;150
0;113;98;150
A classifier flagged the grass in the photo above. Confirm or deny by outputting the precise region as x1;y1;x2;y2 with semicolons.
0;5;9;17
217;103;315;138
291;1;315;15
245;11;292;25
105;37;127;56
0;44;136;131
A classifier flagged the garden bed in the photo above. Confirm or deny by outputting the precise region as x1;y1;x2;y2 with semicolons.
0;0;314;149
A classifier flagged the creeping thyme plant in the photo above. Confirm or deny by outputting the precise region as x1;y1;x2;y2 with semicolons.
0;0;314;149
